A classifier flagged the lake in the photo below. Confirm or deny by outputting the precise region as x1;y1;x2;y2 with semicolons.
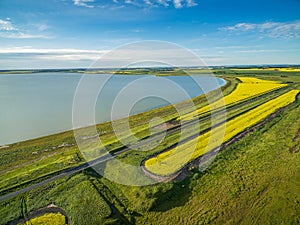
0;73;225;145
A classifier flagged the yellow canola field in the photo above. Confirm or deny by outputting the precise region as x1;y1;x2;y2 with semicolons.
232;68;300;72
20;213;66;225
145;90;299;176
181;77;287;121
275;68;300;72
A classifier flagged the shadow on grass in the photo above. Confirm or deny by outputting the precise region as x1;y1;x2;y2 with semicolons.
150;173;194;212
85;162;196;214
84;167;136;225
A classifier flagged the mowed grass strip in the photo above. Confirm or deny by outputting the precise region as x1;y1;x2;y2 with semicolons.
145;90;299;176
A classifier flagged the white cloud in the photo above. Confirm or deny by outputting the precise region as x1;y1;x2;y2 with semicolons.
222;23;256;31
0;31;51;39
36;24;51;31
157;0;199;8
73;0;95;8
0;32;51;39
130;28;143;32
143;0;152;5
0;19;52;39
214;45;261;50
173;0;182;8
0;46;213;66
72;0;198;9
220;21;300;39
0;47;108;61
157;0;169;7
0;19;17;31
186;0;197;7
237;49;300;53
0;47;104;54
0;45;206;66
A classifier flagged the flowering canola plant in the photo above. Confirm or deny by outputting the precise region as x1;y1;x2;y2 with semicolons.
145;90;299;176
181;77;287;121
20;213;66;225
232;68;300;72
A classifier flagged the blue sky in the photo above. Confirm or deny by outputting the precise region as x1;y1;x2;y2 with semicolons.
0;0;299;69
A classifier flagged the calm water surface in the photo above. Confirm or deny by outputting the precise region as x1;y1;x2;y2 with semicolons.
0;73;225;145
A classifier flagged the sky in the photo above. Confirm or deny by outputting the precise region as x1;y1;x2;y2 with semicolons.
0;0;300;69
